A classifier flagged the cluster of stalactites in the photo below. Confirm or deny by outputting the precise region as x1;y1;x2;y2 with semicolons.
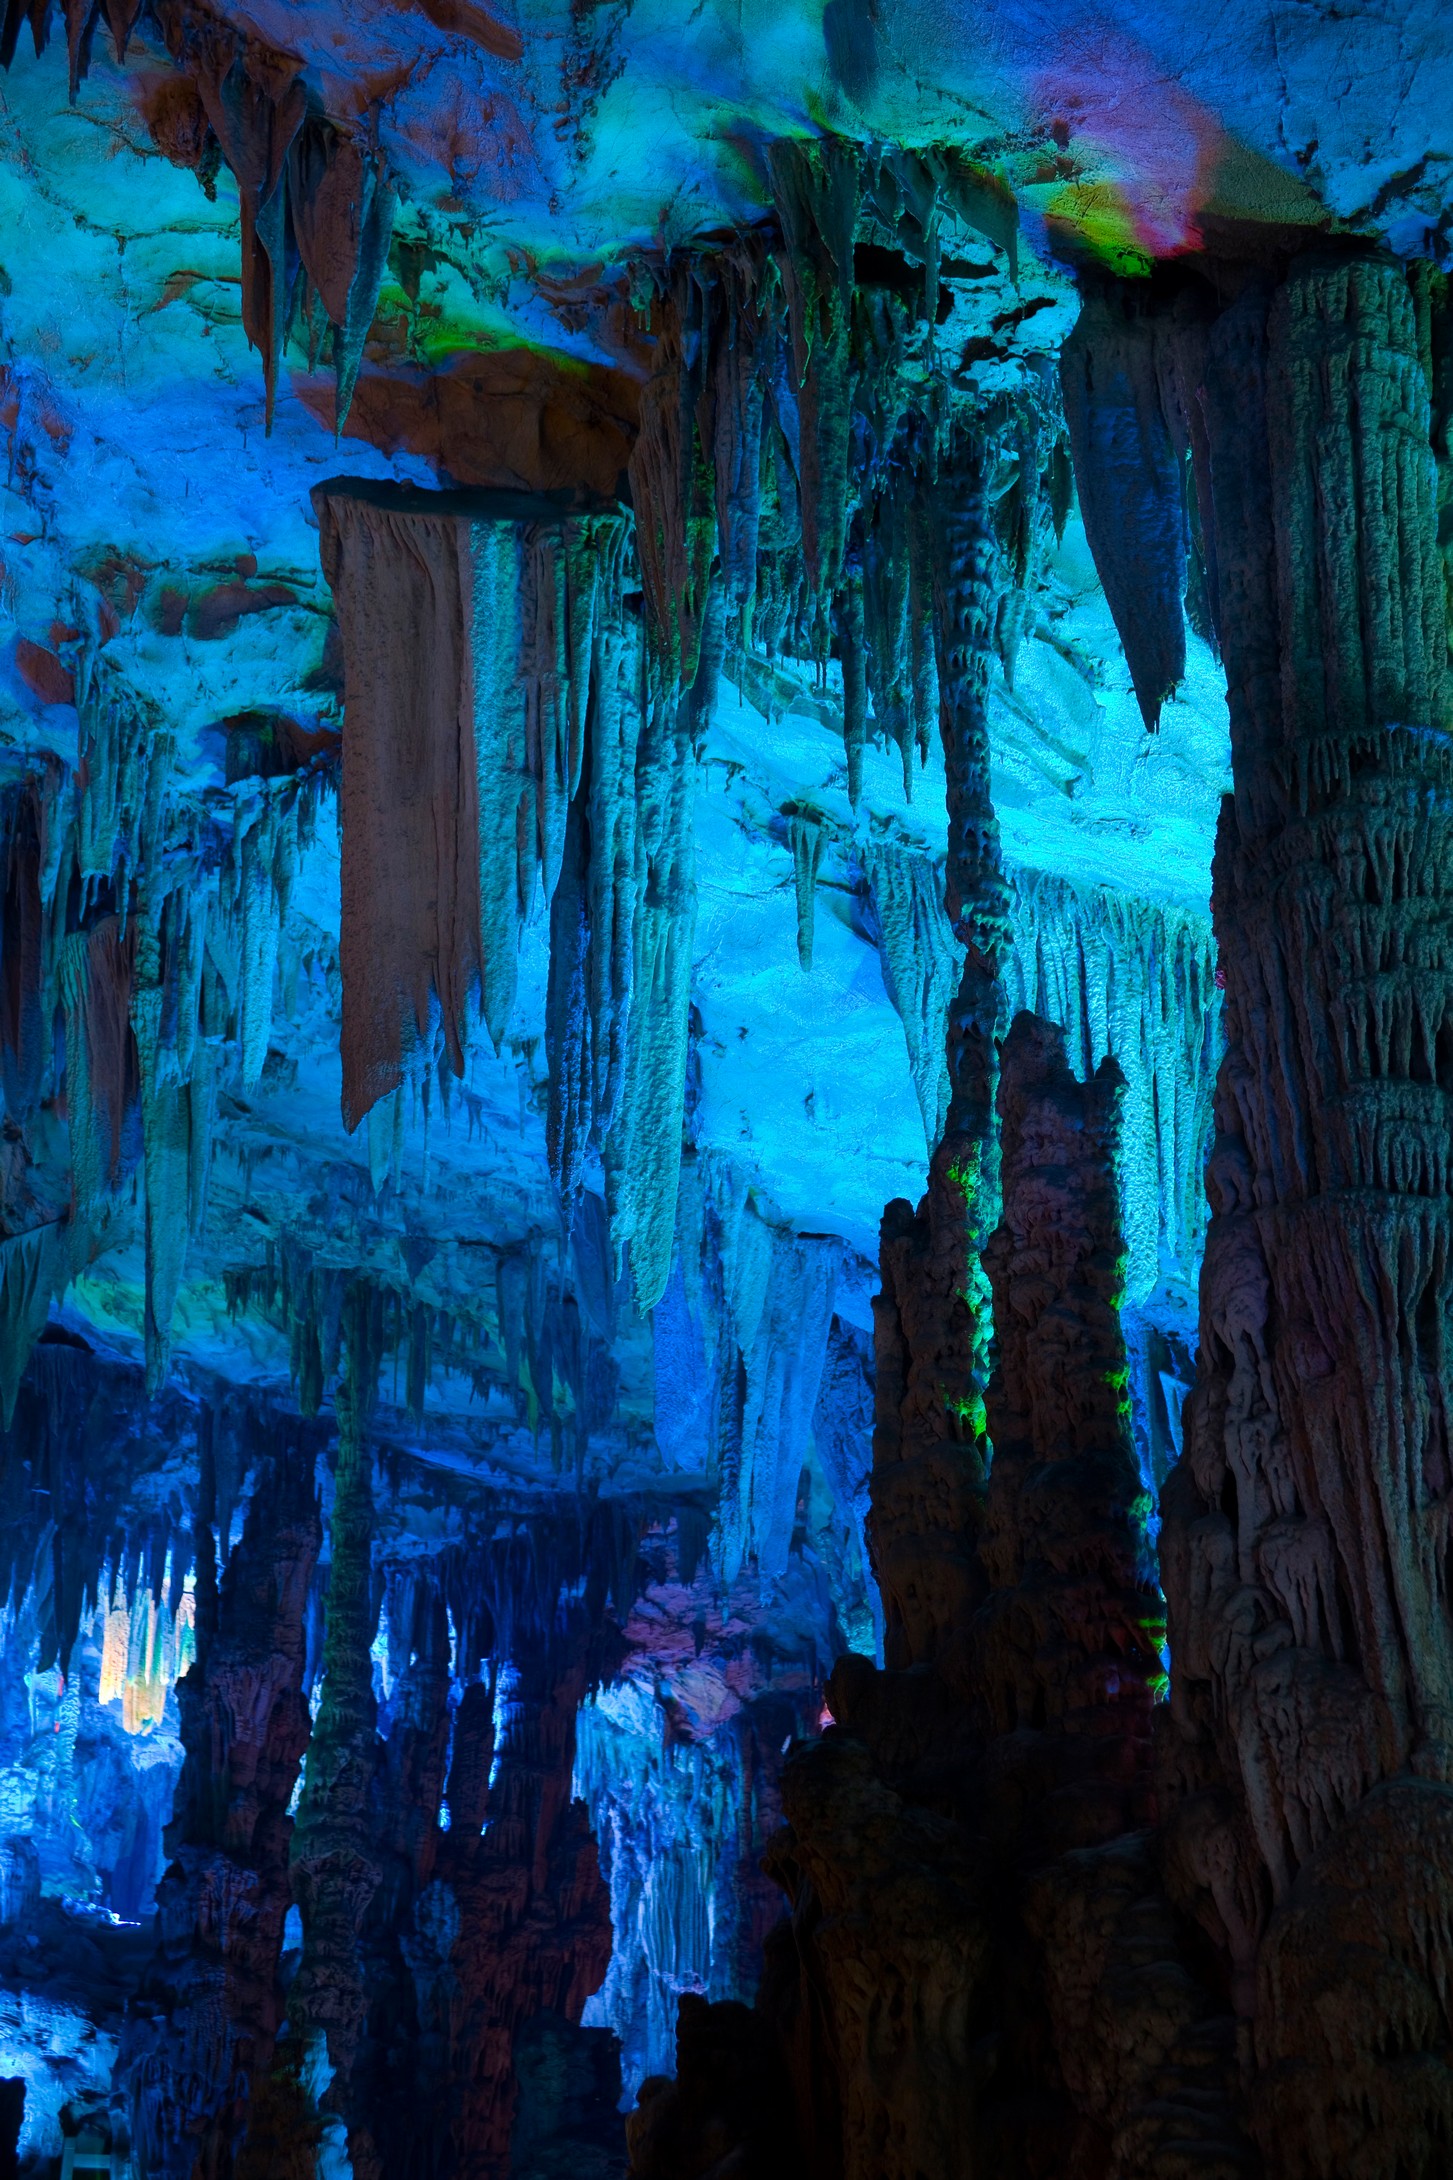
627;135;1051;807
223;1218;622;1470
658;1152;849;1589
1;0;396;430
318;485;697;1313
0;655;330;1399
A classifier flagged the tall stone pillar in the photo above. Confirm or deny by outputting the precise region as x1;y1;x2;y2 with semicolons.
1159;252;1453;2173
868;430;1008;1678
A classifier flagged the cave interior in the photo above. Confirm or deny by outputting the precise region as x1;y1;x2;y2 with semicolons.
0;0;1450;2174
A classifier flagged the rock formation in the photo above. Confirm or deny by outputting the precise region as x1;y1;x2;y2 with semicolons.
1152;254;1453;2175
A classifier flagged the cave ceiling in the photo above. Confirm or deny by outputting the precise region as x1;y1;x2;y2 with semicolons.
17;0;1400;1454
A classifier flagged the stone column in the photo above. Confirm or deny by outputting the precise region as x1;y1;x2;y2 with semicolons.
1158;252;1453;2174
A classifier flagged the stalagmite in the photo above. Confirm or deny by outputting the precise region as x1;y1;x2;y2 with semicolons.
127;1423;320;2179
287;1287;385;2177
977;1013;1161;1848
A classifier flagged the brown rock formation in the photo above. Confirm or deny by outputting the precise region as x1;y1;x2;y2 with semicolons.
867;428;1007;1683
127;1419;321;2180
977;1013;1161;1858
316;487;485;1131
393;1525;621;2179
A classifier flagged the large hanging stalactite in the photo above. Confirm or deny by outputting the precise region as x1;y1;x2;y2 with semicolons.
1059;284;1189;730
317;486;485;1132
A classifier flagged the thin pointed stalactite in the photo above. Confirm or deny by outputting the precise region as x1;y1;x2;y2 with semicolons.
767;136;862;640
787;810;825;971
287;120;397;429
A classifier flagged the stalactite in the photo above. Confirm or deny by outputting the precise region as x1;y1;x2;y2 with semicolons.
0;782;44;1121
73;656;172;903
61;916;138;1212
319;482;650;1252
697;247;777;631
604;676;699;1314
132;898;192;1397
671;1154;849;1586
861;468;936;799
471;518;536;1051
861;838;959;1154
229;784;292;1092
1002;867;1219;1303
811;1314;879;1654
786;809;824;971
0;1223;61;1426
546;776;594;1220
767;137;862;638
628;272;715;690
317;487;484;1130
1060;284;1189;730
575;1679;750;2095
172;21;306;430
582;520;643;1152
287;121;396;429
